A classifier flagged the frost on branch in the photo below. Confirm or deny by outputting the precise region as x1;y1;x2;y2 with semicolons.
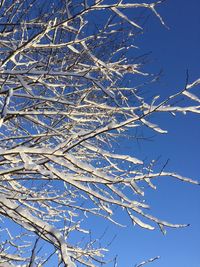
0;0;199;266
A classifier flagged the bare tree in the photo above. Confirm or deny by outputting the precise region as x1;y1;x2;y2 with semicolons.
0;1;199;266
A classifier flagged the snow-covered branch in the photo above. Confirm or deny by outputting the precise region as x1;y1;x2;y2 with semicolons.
0;0;199;266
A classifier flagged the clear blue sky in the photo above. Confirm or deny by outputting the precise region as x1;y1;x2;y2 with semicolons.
98;1;200;266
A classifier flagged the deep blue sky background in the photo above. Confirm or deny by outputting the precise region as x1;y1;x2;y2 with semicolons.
99;1;200;266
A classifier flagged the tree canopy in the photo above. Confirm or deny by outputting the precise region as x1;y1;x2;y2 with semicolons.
0;1;199;266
